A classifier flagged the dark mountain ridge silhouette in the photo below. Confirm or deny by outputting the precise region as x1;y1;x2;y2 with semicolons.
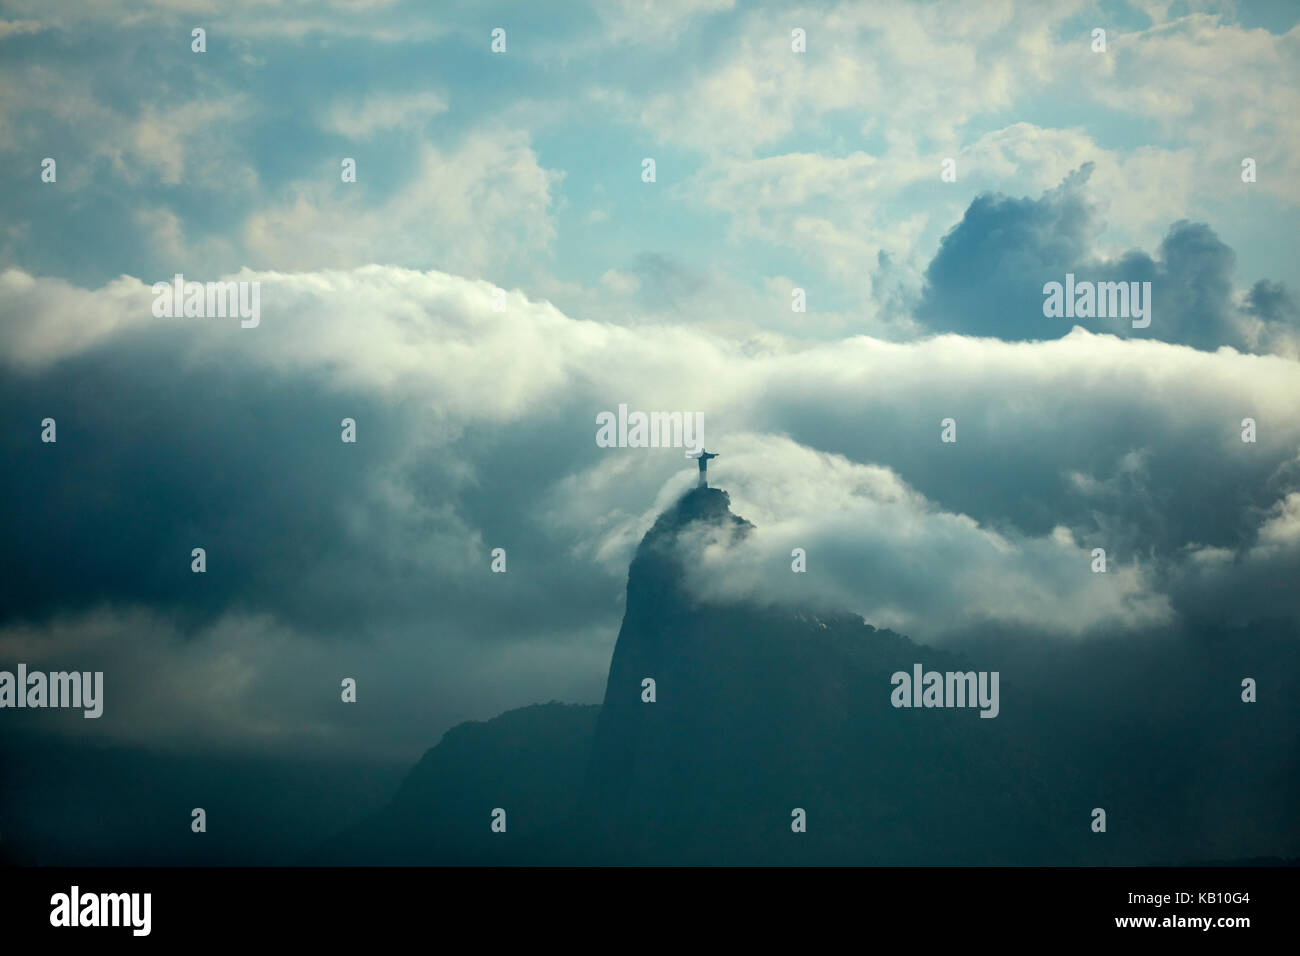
319;486;1298;865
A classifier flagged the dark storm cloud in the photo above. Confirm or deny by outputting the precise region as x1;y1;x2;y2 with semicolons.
917;164;1298;353
0;323;625;643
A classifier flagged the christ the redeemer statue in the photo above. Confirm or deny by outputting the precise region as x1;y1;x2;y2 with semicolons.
687;448;718;488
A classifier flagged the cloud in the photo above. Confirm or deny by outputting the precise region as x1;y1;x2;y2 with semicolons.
595;0;734;45
917;167;1299;352
2;263;1297;754
0;1;1297;764
0;603;610;761
109;97;260;190
636;1;1046;156
242;131;561;275
0;268;147;365
318;90;449;139
677;435;1174;639
0;19;42;38
0;0;438;43
1084;14;1300;203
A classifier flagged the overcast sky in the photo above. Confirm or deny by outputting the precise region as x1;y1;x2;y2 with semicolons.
1;0;1297;765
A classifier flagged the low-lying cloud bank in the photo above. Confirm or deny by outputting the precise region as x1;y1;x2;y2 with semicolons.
1;263;1296;752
